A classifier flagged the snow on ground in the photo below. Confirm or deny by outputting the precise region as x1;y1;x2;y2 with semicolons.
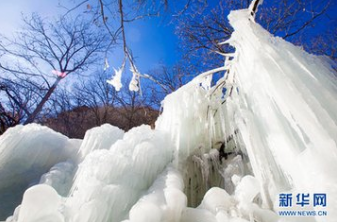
1;3;337;222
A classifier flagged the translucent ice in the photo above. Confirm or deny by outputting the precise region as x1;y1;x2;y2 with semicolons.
16;184;64;222
0;124;79;219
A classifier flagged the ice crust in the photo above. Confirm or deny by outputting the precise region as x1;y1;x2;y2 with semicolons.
1;5;337;222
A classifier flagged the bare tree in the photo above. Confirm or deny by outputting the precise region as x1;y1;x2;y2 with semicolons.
260;0;332;40
62;0;200;92
73;71;159;130
145;63;194;106
42;70;159;137
0;101;19;135
306;26;337;71
72;70;117;126
0;77;41;133
175;0;334;73
43;86;80;137
112;83;157;130
0;13;108;125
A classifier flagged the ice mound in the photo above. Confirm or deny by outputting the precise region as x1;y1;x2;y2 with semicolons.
39;160;77;196
78;124;124;160
0;124;79;219
124;166;186;222
180;176;278;222
63;125;174;222
40;124;123;197
16;184;64;222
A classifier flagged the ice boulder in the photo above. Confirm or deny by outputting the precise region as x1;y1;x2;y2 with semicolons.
0;124;79;220
198;187;235;214
16;184;64;222
77;124;124;160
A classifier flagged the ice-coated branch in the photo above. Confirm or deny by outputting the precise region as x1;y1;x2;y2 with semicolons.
193;66;228;82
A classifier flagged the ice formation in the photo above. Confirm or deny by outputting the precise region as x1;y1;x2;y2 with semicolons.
0;124;80;220
107;67;124;91
129;63;140;92
1;3;337;222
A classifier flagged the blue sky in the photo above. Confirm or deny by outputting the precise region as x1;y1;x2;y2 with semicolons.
0;0;64;33
0;0;336;76
0;0;181;76
113;15;181;72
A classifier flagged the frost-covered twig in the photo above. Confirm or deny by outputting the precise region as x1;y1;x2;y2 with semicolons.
193;66;227;83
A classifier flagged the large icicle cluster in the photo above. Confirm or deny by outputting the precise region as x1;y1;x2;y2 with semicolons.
1;4;337;222
226;9;337;219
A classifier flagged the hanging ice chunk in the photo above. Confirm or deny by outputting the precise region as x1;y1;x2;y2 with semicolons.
129;63;140;92
107;67;123;91
235;175;260;204
129;73;139;91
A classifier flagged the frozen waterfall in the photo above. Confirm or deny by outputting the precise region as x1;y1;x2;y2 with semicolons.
1;5;337;222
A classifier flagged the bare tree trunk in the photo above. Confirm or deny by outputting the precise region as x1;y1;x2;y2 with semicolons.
252;0;260;13
250;0;261;16
24;77;62;124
